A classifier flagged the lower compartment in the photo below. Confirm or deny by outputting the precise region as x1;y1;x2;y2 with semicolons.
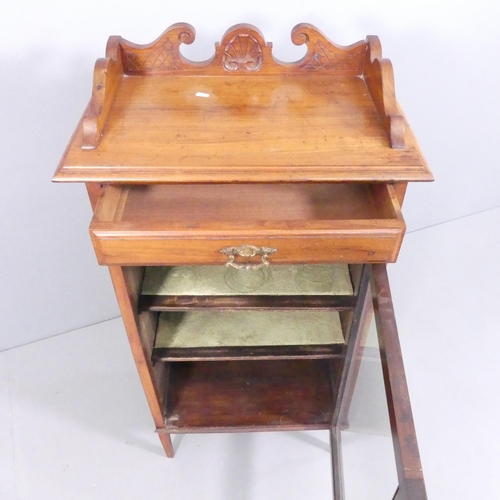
164;359;338;433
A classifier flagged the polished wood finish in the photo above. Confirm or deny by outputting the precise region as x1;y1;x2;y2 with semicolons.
393;182;408;206
52;24;433;183
163;359;337;432
153;344;344;362
107;266;174;457
109;23;368;77
140;294;357;312
82;57;122;148
372;264;427;500
364;36;405;149
120;183;395;222
330;427;345;500
90;183;406;265
53;23;430;498
91;226;405;266
329;264;427;499
85;182;101;211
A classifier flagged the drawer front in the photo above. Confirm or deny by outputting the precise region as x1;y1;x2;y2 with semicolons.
89;183;405;266
90;226;404;266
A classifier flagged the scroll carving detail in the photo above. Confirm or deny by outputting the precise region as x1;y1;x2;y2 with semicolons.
124;39;180;72
82;24;403;150
301;40;365;72
222;34;263;72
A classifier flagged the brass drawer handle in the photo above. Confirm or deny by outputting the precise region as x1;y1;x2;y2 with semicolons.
220;245;277;270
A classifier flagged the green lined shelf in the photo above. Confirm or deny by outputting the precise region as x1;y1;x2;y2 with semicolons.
145;265;352;360
140;264;355;312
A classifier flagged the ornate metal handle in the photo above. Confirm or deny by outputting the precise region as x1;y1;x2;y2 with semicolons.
220;245;277;270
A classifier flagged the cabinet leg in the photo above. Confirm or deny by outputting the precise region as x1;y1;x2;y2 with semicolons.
159;433;174;458
330;427;344;500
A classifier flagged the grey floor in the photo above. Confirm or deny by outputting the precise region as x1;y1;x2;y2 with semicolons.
1;207;499;499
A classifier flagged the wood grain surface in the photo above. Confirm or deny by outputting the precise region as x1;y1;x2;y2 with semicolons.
164;359;337;432
89;183;406;265
107;266;174;457
153;344;344;362
140;294;357;311
371;264;428;499
52;24;433;183
56;24;432;479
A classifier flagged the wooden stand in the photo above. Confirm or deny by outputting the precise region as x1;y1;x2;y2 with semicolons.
53;24;432;499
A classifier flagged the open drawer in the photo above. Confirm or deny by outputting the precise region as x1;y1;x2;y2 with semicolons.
89;183;405;266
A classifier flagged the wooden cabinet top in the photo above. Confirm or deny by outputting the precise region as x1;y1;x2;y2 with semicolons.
53;23;433;184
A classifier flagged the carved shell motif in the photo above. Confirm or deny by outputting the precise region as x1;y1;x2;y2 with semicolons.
223;34;263;72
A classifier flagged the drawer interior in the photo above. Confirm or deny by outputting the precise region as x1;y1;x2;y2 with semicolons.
91;183;405;265
90;183;405;266
98;182;402;224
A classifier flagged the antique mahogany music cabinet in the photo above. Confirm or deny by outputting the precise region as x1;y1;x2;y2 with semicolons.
53;23;433;499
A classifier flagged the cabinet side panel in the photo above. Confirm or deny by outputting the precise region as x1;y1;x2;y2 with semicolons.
108;266;172;456
393;182;407;207
85;183;102;212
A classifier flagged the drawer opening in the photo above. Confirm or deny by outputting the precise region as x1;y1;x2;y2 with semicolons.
98;183;402;223
90;183;405;265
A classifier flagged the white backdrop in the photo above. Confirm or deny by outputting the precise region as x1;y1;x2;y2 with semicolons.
1;0;499;350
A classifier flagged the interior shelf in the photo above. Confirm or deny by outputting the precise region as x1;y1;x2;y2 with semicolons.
141;264;355;312
146;264;352;361
164;359;337;432
141;294;357;312
153;310;345;361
